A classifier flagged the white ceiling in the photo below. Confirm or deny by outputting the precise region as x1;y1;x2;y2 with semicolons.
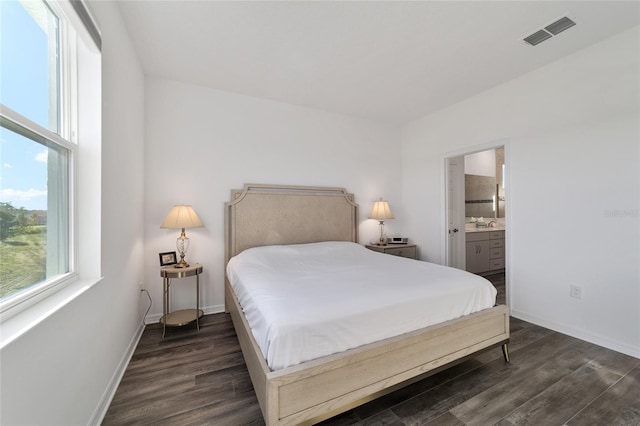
117;1;640;125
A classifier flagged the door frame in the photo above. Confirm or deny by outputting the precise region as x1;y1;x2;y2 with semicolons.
440;139;512;306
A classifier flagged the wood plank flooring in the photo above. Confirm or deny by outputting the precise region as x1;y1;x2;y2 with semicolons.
104;281;639;425
484;272;505;306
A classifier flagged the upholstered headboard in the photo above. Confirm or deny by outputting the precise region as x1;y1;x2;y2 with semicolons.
224;184;358;264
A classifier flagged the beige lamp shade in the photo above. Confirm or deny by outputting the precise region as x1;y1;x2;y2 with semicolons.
160;205;204;229
368;199;394;221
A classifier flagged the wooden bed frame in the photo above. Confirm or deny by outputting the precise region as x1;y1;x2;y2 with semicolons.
224;184;510;425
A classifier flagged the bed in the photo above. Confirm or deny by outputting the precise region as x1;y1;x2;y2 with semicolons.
224;184;510;425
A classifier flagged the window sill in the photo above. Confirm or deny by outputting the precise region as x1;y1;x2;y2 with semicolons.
0;276;103;350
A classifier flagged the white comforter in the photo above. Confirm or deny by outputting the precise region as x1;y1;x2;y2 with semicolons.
226;241;497;370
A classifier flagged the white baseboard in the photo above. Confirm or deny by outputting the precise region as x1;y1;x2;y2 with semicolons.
144;303;226;324
510;309;640;359
88;320;146;425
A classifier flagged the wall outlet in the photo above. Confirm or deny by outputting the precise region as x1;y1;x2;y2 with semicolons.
570;284;582;299
138;281;144;290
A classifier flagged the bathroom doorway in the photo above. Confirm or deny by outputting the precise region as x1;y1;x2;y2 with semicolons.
444;144;508;305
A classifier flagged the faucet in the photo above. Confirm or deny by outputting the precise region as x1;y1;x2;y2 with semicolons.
488;220;497;227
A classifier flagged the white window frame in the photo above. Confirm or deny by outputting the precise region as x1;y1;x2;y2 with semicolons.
0;108;77;317
0;0;100;324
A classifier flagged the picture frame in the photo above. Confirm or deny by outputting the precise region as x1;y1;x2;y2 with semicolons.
159;251;177;267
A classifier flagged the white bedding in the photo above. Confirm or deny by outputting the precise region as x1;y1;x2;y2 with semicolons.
226;241;497;371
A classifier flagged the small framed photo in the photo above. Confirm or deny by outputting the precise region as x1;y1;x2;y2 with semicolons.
159;251;177;267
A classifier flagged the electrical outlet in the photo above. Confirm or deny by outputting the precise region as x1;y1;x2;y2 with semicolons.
570;284;582;299
138;281;144;290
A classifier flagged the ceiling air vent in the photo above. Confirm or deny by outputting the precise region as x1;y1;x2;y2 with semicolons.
524;16;576;46
524;29;553;46
545;17;576;35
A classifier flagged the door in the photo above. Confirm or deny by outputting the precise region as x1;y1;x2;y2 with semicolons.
446;156;465;269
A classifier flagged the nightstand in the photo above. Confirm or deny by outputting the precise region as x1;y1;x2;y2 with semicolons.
366;243;417;259
160;263;203;338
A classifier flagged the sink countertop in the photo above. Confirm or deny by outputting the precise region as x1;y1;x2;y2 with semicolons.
465;224;505;233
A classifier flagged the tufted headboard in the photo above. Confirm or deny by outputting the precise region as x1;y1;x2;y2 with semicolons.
224;184;359;265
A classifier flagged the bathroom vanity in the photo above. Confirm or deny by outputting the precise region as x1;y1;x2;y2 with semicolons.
465;228;505;274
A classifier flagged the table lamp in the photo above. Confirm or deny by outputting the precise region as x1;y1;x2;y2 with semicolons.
369;198;394;246
160;205;204;268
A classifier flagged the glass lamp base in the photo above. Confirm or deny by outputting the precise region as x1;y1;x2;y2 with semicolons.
176;232;190;268
377;221;387;246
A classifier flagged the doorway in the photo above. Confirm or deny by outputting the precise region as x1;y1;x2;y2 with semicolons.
444;144;508;305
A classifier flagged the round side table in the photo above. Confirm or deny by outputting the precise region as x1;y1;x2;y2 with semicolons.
160;263;203;338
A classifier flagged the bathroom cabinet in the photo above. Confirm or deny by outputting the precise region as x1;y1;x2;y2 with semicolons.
466;230;504;274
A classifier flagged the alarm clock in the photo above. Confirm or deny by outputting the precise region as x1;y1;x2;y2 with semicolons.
388;237;408;244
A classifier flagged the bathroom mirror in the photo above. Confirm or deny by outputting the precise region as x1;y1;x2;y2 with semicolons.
464;147;505;219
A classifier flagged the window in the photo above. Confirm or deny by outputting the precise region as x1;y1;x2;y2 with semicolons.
0;0;98;313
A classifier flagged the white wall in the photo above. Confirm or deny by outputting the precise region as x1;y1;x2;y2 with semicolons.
464;149;495;177
402;27;640;357
0;3;146;424
143;78;401;318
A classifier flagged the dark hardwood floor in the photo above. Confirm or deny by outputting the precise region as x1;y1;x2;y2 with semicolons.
485;271;505;306
104;279;639;425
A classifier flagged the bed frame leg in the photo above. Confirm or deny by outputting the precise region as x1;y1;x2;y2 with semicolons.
501;343;510;363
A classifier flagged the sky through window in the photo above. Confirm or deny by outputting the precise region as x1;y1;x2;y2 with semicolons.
1;0;55;211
